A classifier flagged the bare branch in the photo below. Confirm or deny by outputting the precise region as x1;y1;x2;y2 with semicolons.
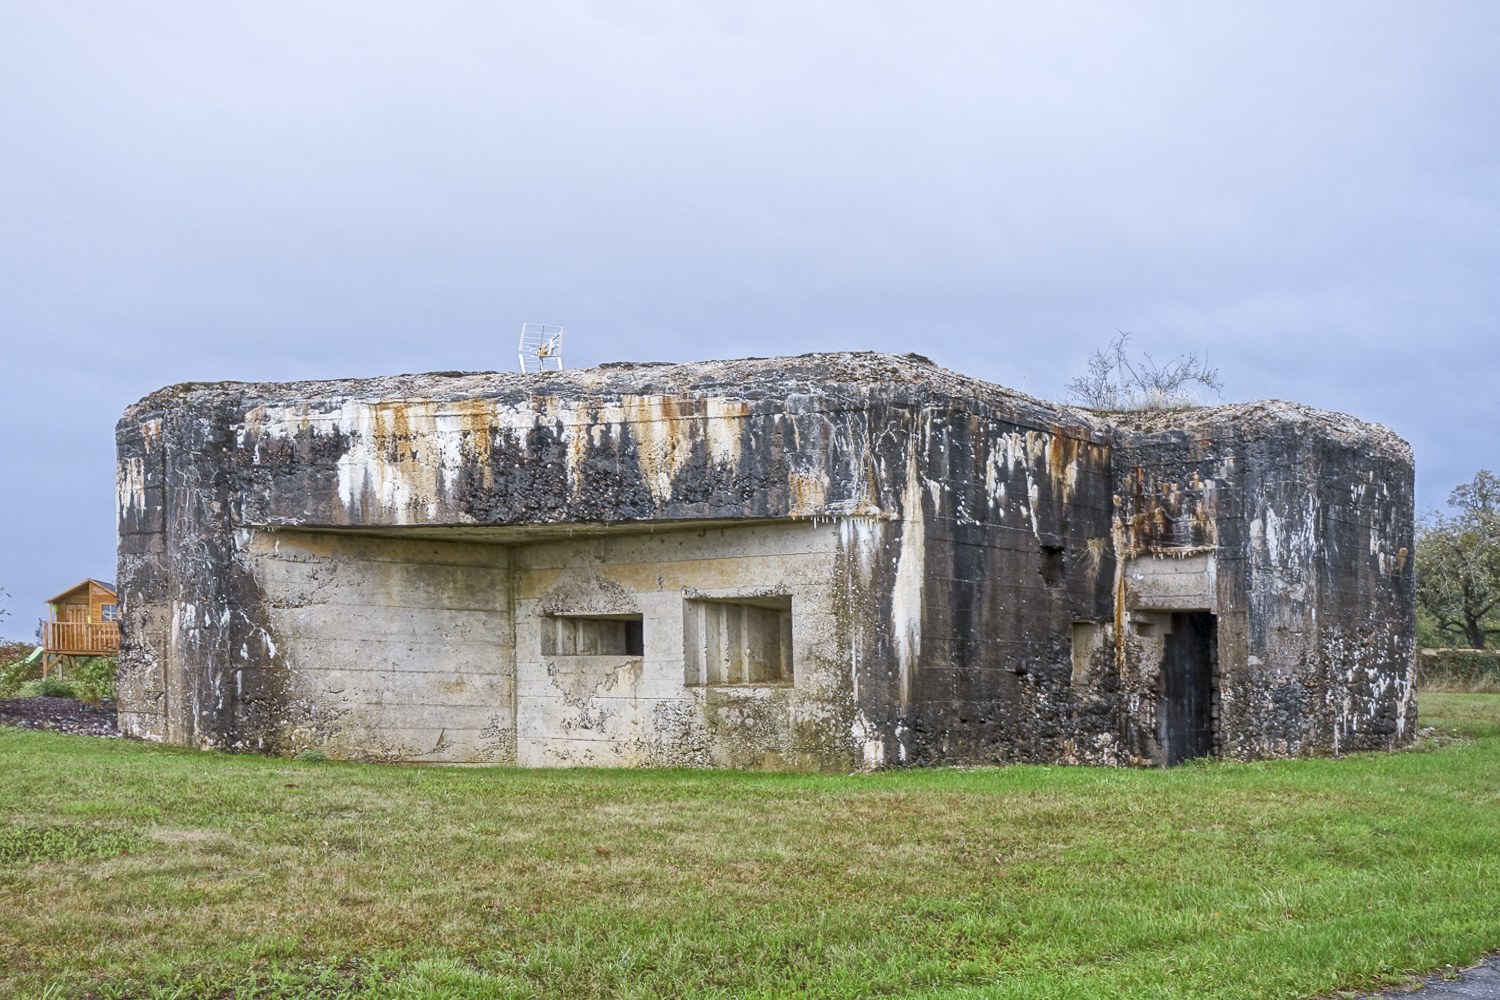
1066;331;1223;411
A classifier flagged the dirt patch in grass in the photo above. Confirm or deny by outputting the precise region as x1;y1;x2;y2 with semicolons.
151;828;225;845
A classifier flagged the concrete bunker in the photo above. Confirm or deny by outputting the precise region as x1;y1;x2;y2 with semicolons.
114;352;1416;768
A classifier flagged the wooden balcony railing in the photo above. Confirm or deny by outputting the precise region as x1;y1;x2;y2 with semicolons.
43;621;120;656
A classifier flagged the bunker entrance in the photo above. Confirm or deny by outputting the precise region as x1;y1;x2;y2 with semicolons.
1160;611;1216;766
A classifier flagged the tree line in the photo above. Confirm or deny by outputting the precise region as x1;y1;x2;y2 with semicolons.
1418;470;1500;649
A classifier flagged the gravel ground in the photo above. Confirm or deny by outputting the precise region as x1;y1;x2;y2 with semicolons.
0;696;119;736
1355;957;1500;998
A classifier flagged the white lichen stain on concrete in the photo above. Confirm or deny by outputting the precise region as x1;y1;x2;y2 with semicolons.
117;457;147;525
705;397;750;466
619;395;700;504
244;393;784;520
891;425;926;710
851;710;886;769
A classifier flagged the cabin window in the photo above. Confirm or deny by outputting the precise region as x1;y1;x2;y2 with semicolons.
541;615;644;657
683;597;793;686
100;604;118;622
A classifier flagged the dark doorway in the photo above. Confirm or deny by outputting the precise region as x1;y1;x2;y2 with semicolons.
1161;612;1216;765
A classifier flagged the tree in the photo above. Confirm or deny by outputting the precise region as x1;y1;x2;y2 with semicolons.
1066;331;1222;411
1416;470;1500;649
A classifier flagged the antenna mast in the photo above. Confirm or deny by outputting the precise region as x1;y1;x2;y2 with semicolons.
518;323;564;373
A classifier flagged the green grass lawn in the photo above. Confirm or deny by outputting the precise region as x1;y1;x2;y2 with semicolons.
1418;692;1500;739
3;696;1499;1000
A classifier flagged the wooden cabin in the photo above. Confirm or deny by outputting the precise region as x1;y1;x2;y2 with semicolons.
42;579;120;678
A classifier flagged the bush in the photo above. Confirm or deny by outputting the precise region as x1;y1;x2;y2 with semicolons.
0;654;116;703
1066;331;1223;411
68;657;118;706
17;677;77;698
0;640;35;665
0;645;42;699
1416;648;1500;693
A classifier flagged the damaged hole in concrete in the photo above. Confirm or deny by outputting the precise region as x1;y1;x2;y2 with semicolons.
1039;545;1066;588
1070;622;1102;686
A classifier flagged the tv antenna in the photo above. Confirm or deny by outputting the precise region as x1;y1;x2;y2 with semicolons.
518;323;564;373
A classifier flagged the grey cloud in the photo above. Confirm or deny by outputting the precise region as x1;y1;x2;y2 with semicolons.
1;0;1497;619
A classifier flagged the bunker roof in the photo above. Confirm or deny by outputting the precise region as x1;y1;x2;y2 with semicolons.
124;351;1409;462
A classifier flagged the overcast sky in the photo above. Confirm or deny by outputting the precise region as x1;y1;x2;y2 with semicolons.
2;1;1498;635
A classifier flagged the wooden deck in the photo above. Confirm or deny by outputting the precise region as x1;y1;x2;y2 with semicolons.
43;621;119;657
40;621;119;679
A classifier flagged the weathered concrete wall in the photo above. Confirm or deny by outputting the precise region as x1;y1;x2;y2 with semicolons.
246;531;514;762
1110;403;1416;763
876;410;1117;766
116;416;168;740
115;352;1415;768
511;520;847;768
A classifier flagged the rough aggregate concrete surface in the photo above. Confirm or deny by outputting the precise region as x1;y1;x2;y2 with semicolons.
114;351;1415;768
